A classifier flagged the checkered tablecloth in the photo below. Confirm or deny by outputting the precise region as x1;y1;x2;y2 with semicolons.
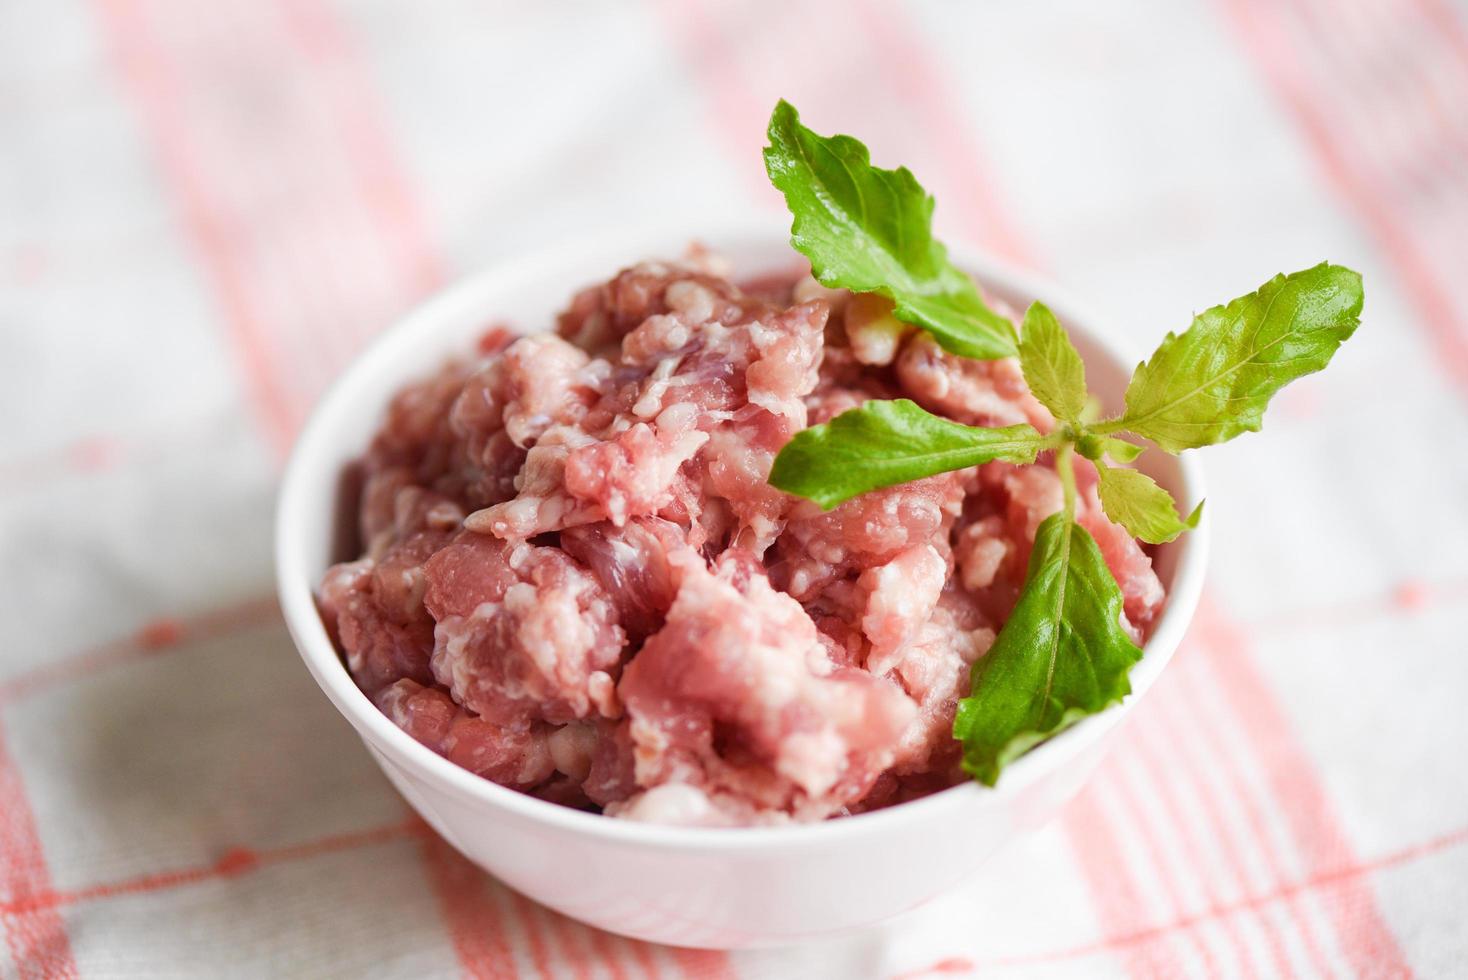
4;1;1466;977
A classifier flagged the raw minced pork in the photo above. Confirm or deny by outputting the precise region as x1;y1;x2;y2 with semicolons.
318;252;1166;826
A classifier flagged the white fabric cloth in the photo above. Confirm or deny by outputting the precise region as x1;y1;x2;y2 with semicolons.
3;1;1466;976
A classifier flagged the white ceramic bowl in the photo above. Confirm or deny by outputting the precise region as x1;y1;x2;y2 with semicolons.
275;228;1207;949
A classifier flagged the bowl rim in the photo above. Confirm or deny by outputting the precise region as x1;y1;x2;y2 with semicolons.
275;225;1209;852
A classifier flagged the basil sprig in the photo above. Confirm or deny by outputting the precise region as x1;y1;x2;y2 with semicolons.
763;102;1363;785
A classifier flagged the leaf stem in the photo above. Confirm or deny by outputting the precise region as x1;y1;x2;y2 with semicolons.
1056;443;1078;522
1038;430;1071;452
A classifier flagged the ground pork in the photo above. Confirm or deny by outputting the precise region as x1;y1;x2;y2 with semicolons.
318;255;1167;826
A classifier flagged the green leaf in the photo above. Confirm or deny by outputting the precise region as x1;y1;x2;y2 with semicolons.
1118;263;1362;451
1095;462;1203;545
769;399;1046;510
764;100;1018;360
954;514;1143;786
1078;433;1145;464
1018;301;1088;423
1103;437;1145;463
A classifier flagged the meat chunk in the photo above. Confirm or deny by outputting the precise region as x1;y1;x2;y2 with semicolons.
616;553;916;823
557;261;767;355
885;595;995;777
364;360;474;481
771;473;965;601
456;333;603;450
859;544;949;675
423;532;627;728
318;529;449;696
468;267;826;547
359;474;465;558
896;332;1053;429
560;518;689;642
376;680;555;787
954;516;1013;593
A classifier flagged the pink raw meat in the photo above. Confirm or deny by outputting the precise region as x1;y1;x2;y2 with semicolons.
317;252;1168;825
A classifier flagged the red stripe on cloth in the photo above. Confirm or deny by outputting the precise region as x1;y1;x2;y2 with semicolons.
1079;633;1346;976
1248;573;1468;635
586;930;632;980
0;435;128;490
92;0;444;459
666;947;737;980
0;796;1454;963
1301;0;1468;173
0;818;428;917
273;0;445;301
1414;0;1468;72
889;957;975;980
980;821;1468;969
844;0;1038;269
1061;788;1192;977
537;907;595;980
93;0;298;455
1193;599;1412;978
626;940;662;979
653;0;1041;277
1153;667;1335;975
642;0;791;206
1217;0;1468;395
0;596;281;706
1101;758;1230;974
0;726;78;979
419;836;521;980
1128;720;1274;975
506;891;557;980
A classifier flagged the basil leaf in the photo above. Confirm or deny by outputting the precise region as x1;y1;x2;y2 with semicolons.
764;100;1018;360
1078;433;1145;464
1103;437;1144;463
954;514;1143;785
769;399;1045;510
1095;462;1203;545
1119;263;1362;452
1018;301;1088;424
